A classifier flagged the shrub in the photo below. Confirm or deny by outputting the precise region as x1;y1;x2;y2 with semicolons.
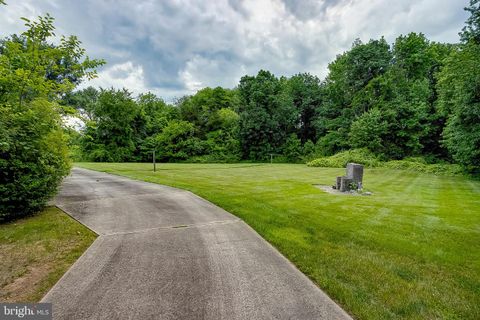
0;100;70;222
307;150;464;176
349;108;388;152
302;140;315;156
282;134;303;162
204;130;242;161
154;121;205;161
383;159;464;175
0;14;103;222
307;148;381;168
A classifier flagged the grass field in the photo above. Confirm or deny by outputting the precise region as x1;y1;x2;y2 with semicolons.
77;162;480;319
0;207;97;302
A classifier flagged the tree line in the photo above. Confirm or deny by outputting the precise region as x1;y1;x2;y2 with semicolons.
69;1;479;171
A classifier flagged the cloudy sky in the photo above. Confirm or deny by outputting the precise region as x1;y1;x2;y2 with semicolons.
0;0;469;100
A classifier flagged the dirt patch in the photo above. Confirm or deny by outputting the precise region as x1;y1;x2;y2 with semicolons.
0;207;96;302
1;262;53;302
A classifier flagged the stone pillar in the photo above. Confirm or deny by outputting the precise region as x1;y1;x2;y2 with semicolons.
335;176;342;190
339;177;353;192
346;163;363;185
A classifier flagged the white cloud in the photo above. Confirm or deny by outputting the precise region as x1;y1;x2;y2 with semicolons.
179;55;246;93
79;61;192;101
0;1;42;35
79;61;147;95
0;0;469;100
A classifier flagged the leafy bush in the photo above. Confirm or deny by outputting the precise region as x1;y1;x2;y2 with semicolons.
307;150;464;175
349;108;388;152
307;148;381;168
80;89;139;162
204;130;241;161
0;100;70;222
0;15;103;222
282;134;303;162
300;140;318;162
383;160;464;176
302;140;315;156
438;43;480;172
153;121;205;161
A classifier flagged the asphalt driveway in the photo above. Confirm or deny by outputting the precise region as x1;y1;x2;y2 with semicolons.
41;167;351;319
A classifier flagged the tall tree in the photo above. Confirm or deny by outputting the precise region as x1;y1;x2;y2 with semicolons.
349;34;452;159
437;1;480;171
317;38;392;155
80;88;141;162
285;73;322;143
348;64;431;158
138;93;177;136
238;70;297;160
62;86;99;121
460;0;480;44
136;93;178;161
178;87;239;137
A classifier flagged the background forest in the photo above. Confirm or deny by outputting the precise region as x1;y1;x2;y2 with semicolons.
65;6;480;173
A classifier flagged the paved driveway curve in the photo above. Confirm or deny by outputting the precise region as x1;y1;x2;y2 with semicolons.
42;167;351;320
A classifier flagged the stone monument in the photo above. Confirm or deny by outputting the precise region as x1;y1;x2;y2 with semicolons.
335;163;364;192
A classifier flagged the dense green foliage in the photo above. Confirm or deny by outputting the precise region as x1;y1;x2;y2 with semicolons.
0;14;103;221
307;149;381;168
307;149;464;176
437;0;480;172
67;2;479;173
237;71;291;160
460;0;480;44
78;162;480;319
71;86;240;163
81;89;141;162
317;38;392;154
0;99;69;221
437;44;480;172
71;72;322;163
319;34;454;160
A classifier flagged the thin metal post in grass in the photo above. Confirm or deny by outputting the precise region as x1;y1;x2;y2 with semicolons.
153;150;156;172
270;154;273;164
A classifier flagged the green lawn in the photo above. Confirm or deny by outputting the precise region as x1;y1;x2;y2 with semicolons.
0;207;97;302
77;162;480;320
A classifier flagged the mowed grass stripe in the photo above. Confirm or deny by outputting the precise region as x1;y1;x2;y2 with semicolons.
77;163;480;320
